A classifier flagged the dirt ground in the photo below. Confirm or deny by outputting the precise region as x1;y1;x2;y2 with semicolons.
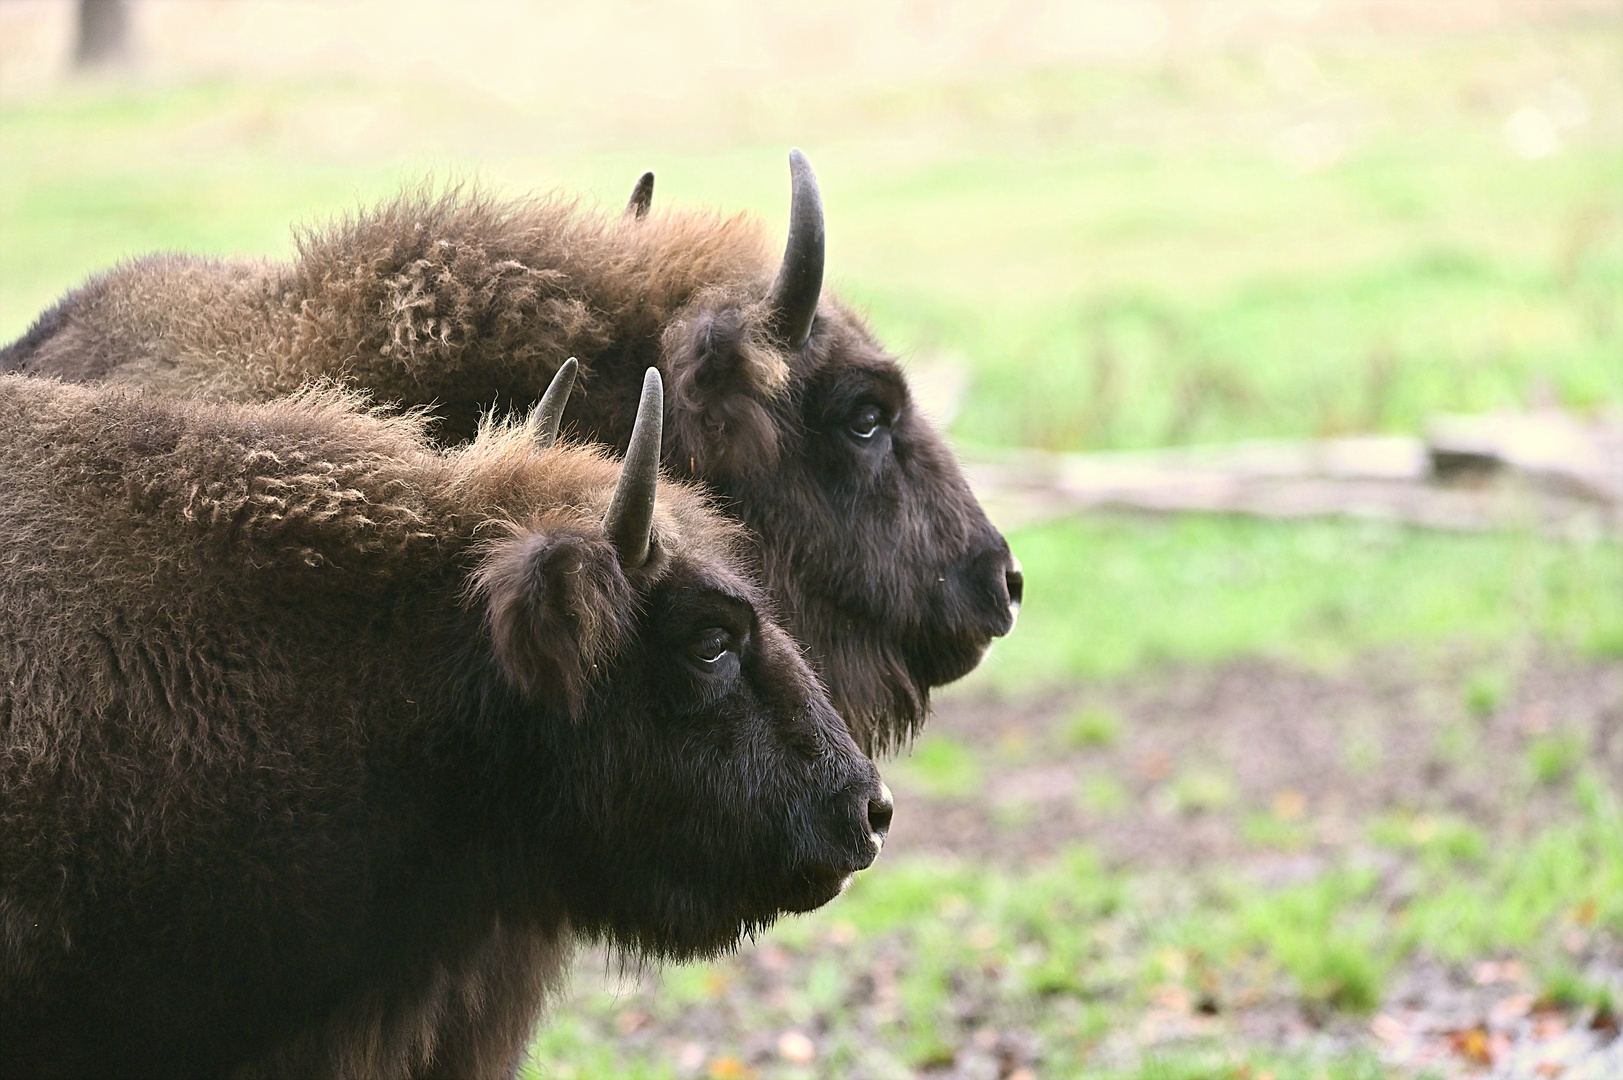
889;649;1623;870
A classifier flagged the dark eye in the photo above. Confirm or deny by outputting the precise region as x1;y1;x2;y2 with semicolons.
848;404;883;439
690;627;732;665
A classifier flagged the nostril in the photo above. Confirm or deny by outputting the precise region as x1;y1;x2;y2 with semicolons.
1005;555;1023;608
867;782;894;839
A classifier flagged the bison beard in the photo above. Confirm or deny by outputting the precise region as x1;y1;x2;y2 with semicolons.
0;152;1022;754
0;374;887;1079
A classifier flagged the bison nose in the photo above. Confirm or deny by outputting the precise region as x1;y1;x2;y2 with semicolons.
868;782;894;851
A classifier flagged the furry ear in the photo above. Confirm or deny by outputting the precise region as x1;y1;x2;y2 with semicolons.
471;528;634;715
663;304;789;477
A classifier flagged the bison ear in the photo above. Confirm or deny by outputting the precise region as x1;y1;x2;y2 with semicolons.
664;307;789;477
472;529;633;715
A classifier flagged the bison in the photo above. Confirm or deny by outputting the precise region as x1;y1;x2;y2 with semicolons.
0;368;889;1079
0;152;1022;752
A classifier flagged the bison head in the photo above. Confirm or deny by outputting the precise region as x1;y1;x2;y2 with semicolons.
651;153;1022;752
469;368;890;958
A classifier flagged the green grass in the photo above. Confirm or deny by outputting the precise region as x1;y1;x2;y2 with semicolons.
1061;704;1127;749
885;734;984;799
4;27;1620;452
1527;731;1587;785
1242;811;1311;851
1463;668;1512;719
1079;773;1130;816
1167;766;1239;815
1401;773;1623;960
1539;963;1619;1014
1368;812;1489;869
969;513;1623;690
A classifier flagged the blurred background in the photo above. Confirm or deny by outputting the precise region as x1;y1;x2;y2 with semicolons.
2;2;1620;1077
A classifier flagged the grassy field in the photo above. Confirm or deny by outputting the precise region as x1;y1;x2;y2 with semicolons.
3;9;1621;1077
974;513;1623;692
3;23;1620;451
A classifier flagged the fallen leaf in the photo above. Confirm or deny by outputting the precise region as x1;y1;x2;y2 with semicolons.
707;1055;750;1080
1448;1025;1494;1066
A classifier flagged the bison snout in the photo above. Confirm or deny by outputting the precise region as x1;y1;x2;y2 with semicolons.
958;539;1021;639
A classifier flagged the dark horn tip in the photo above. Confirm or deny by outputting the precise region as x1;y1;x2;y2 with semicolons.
626;171;655;219
528;356;579;451
605;367;664;569
767;149;825;351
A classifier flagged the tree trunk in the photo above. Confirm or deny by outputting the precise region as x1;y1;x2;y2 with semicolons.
75;0;130;68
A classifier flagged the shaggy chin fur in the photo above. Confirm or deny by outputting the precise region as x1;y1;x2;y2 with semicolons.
0;376;882;1080
0;182;1017;753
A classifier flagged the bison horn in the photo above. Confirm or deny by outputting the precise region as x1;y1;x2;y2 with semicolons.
625;171;654;219
766;149;824;350
525;357;579;450
605;367;663;569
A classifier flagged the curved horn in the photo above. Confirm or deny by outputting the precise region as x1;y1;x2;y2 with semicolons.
604;367;663;569
625;171;654;220
766;149;824;350
524;357;579;450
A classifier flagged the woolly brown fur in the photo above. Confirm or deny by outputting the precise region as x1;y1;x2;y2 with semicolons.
0;375;882;1079
2;180;1020;754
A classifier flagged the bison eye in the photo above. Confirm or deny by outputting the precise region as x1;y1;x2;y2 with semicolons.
690;627;732;664
848;404;883;439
